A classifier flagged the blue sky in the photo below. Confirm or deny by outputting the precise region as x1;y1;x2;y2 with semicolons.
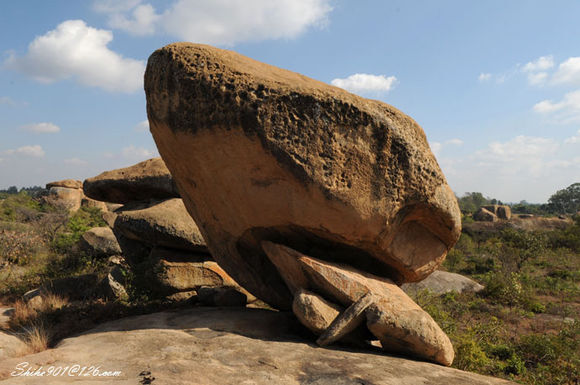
1;1;579;202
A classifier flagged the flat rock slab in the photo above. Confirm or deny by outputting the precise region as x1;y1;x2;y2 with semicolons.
401;270;484;296
114;198;207;252
0;331;26;361
0;308;513;385
83;158;179;204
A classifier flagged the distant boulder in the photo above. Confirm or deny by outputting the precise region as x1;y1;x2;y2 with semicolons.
482;205;511;220
473;207;498;222
45;186;83;212
401;270;484;296
83;158;180;204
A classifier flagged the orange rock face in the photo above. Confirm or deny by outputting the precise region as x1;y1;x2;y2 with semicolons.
144;42;461;309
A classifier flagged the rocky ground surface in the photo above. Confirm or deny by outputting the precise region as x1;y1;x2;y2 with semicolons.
0;307;513;385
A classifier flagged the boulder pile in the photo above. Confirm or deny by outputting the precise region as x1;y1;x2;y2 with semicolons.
79;158;251;303
145;43;462;365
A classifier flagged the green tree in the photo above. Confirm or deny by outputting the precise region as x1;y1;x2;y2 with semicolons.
548;182;580;214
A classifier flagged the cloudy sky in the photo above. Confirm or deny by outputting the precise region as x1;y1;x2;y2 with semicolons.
1;1;579;202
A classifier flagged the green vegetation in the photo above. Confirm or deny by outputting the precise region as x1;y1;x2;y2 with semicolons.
413;220;580;384
1;185;579;384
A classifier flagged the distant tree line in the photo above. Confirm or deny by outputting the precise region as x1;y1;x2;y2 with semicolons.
0;186;47;199
457;182;580;216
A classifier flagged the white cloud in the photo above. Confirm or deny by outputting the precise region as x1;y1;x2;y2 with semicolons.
93;0;142;13
4;20;145;93
94;0;332;45
330;73;397;94
552;57;580;86
108;4;159;36
3;145;45;157
64;157;88;166
121;145;155;159
21;122;60;134
436;135;580;202
478;73;491;82
134;120;149;132
523;55;554;72
521;55;554;86
430;138;463;158
533;89;580;123
564;129;580;144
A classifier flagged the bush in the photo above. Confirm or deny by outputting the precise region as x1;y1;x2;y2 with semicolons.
51;207;105;253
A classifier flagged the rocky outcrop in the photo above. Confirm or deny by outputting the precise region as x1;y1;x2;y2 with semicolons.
83;157;179;204
0;308;514;384
44;186;83;212
149;247;238;293
473;207;497;222
482;205;511;220
114;198;207;252
144;43;462;311
401;270;484;296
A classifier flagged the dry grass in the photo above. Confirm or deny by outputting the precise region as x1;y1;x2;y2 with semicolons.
21;323;49;354
10;293;68;329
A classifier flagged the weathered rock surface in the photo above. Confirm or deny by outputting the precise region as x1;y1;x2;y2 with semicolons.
0;308;513;384
45;186;83;212
78;227;122;257
46;179;83;190
292;289;342;334
262;242;454;365
145;43;461;309
149;247;232;292
81;197;108;212
83;158;179;204
473;207;497;222
401;270;484;296
114;198;207;252
0;331;26;361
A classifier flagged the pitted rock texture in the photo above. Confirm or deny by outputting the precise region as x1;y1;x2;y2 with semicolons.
83;157;180;204
145;42;461;309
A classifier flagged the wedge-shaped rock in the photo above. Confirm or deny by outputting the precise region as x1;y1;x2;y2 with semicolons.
114;198;207;252
297;253;454;366
145;43;461;309
84;158;179;204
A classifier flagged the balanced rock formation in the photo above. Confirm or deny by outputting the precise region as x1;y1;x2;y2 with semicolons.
83;157;179;204
144;43;462;312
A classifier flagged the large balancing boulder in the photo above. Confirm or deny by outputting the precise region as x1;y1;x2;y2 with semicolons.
144;43;461;309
